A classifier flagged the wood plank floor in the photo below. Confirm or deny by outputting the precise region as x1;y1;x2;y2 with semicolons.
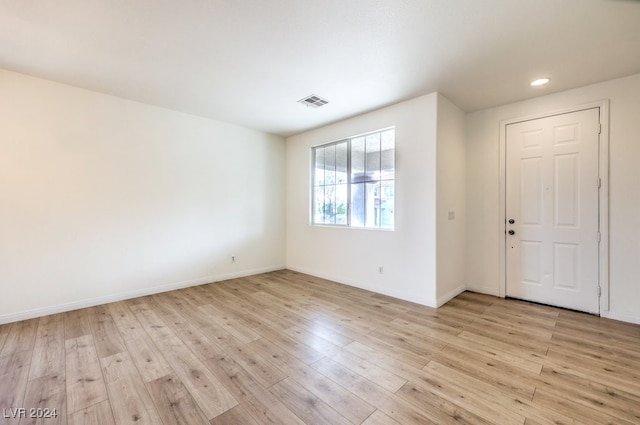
1;269;640;424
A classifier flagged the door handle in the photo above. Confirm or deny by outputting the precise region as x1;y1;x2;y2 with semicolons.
508;219;515;224
508;230;515;235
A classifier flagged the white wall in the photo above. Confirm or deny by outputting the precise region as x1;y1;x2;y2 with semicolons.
466;73;640;323
287;93;442;307
436;94;467;305
0;69;286;324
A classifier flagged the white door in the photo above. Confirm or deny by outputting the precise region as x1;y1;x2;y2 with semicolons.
506;108;600;314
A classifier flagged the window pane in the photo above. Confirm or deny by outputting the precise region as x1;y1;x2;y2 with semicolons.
365;133;381;178
324;144;336;185
326;185;337;224
381;129;394;151
335;141;348;184
381;129;395;176
336;184;348;224
314;147;325;185
350;182;365;227
365;182;379;227
380;180;395;229
313;186;325;224
351;137;365;182
381;148;394;177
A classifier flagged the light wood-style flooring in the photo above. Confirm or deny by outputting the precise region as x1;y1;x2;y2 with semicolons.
1;270;640;424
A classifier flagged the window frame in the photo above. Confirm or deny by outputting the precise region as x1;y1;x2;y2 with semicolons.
311;127;395;230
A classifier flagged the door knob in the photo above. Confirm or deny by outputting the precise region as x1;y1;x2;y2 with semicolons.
508;230;515;235
508;219;515;224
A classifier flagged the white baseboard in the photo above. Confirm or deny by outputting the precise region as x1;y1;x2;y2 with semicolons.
0;265;285;325
286;265;437;308
436;284;466;307
601;310;640;325
465;285;501;298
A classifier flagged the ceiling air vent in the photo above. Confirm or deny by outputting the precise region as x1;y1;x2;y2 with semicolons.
298;94;329;108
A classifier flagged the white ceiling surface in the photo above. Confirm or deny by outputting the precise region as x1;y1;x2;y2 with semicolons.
1;1;639;137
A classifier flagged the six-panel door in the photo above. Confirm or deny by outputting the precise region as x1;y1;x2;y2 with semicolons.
506;108;600;314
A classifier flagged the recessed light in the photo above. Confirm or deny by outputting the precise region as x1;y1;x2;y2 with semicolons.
530;77;550;87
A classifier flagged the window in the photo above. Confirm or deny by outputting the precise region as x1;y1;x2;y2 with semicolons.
312;127;395;229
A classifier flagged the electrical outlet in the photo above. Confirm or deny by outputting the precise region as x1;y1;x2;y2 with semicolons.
232;256;236;263
378;266;384;274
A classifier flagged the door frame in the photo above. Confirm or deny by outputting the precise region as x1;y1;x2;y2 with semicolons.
498;100;610;315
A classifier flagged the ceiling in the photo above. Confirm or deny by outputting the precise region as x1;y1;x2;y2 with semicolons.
1;0;639;137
